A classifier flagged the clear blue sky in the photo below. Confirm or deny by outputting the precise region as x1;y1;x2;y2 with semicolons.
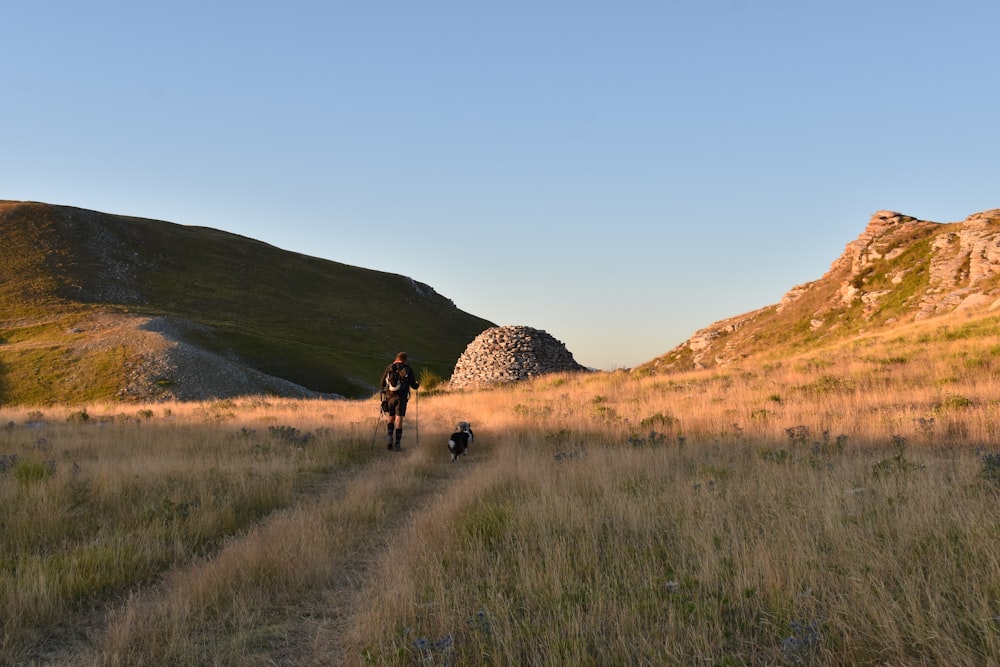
3;2;998;370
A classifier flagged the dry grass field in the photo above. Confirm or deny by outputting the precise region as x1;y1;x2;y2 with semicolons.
4;311;1000;665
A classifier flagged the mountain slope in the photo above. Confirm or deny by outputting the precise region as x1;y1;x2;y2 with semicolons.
641;208;1000;373
0;200;495;403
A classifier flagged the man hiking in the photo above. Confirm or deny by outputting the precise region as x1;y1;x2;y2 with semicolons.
380;352;420;450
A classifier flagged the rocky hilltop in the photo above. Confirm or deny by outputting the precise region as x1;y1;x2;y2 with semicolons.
644;208;1000;372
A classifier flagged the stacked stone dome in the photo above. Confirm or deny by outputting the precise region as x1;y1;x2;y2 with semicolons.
449;325;587;389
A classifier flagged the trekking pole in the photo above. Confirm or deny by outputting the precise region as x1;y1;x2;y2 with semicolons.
370;394;385;448
414;388;419;447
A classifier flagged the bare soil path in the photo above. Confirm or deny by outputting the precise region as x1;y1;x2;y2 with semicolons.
262;445;482;666
35;434;484;667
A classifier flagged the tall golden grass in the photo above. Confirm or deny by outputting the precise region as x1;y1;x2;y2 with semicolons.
3;311;1000;665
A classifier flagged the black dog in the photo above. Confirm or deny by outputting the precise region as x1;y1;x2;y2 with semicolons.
448;422;474;462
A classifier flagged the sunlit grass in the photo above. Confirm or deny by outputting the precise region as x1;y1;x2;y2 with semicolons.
4;309;1000;664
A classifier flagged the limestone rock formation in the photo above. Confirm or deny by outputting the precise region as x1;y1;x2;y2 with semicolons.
825;208;1000;319
642;207;1000;374
449;326;587;389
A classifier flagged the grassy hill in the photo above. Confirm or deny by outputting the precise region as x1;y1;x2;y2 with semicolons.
0;200;495;403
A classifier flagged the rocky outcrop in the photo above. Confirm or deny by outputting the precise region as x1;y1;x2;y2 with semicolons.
449;326;587;389
831;210;937;307
830;208;1000;319
915;209;1000;318
776;208;1000;325
644;207;1000;374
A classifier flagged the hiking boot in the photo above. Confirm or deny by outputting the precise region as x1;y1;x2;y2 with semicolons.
393;442;401;451
387;438;394;450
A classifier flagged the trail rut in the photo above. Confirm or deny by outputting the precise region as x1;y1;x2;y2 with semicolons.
38;436;485;667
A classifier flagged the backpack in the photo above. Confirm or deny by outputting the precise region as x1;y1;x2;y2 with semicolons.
384;363;409;393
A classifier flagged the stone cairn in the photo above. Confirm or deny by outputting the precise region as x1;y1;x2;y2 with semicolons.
449;325;588;389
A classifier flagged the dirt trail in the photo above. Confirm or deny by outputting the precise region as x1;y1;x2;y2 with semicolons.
265;445;481;666
36;435;483;666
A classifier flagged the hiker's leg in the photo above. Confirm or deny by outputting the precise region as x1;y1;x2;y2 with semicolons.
386;402;397;449
393;400;407;450
394;416;404;449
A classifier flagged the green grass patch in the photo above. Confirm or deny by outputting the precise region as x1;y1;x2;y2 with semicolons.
0;203;495;403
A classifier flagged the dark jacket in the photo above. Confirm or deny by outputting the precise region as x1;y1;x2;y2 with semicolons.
381;362;419;396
